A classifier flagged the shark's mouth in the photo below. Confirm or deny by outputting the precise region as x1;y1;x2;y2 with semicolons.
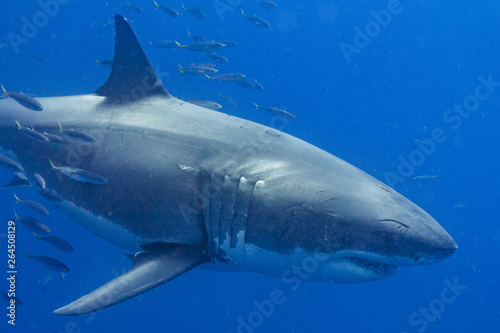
348;257;398;275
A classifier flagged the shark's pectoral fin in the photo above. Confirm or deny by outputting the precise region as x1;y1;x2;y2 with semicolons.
53;243;207;316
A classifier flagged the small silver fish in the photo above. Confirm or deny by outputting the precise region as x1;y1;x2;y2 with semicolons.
241;9;271;27
181;3;206;18
236;77;264;90
0;154;24;171
58;122;97;142
49;159;107;185
16;121;49;143
219;93;238;109
453;203;467;209
187;29;206;42
13;210;51;235
39;188;64;202
43;132;68;146
33;233;74;253
149;40;178;49
2;84;43;111
204;52;228;63
122;1;142;13
24;252;70;273
14;194;50;215
186;99;222;110
95;59;113;68
29;53;46;63
154;1;179;17
219;40;238;47
254;103;296;119
413;175;437;180
206;73;246;81
175;40;225;53
257;1;277;9
178;63;218;76
33;172;46;189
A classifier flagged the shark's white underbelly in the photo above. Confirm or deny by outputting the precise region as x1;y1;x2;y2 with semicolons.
56;200;153;253
200;241;397;284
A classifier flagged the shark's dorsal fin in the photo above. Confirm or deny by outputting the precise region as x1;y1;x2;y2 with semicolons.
95;14;170;102
53;243;207;315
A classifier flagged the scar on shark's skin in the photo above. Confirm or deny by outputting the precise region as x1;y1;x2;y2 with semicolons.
378;184;391;192
379;219;410;229
321;197;340;205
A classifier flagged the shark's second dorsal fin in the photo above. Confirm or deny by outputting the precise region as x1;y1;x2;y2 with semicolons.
95;14;169;102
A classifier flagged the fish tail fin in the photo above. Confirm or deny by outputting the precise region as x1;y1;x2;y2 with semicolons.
204;74;211;79
241;8;245;15
154;1;160;8
95;59;100;64
177;64;184;74
1;83;7;96
149;41;154;46
48;159;58;174
253;103;259;108
187;29;191;36
23;251;32;259
33;232;40;240
58;122;63;132
13;208;18;220
175;40;183;48
13;193;22;204
181;3;186;10
15;120;22;129
409;178;423;190
123;249;135;261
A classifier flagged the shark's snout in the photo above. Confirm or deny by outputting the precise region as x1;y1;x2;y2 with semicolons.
413;228;457;264
317;187;458;269
385;206;458;266
424;245;457;263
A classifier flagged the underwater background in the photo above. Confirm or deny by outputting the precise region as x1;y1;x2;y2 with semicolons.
0;0;499;332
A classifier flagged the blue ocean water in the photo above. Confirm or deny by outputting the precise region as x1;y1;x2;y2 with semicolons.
0;0;498;332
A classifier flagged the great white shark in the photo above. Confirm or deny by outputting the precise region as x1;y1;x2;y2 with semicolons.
0;15;456;315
